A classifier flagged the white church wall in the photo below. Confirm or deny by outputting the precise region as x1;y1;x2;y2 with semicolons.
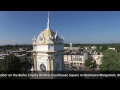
36;45;64;52
33;45;37;51
37;53;48;56
36;45;48;52
36;56;48;71
48;45;54;52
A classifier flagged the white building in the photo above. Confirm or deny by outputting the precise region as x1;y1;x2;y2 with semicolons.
91;46;96;50
84;46;89;50
0;54;9;60
90;55;103;65
108;47;116;50
64;43;79;51
32;12;64;72
64;52;103;70
64;53;89;69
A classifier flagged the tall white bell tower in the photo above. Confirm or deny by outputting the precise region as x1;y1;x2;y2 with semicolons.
32;12;64;73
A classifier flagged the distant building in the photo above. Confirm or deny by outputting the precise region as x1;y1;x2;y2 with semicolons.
64;52;89;70
90;55;103;65
0;51;29;63
64;51;103;70
108;47;116;50
0;54;9;60
91;46;96;50
64;43;79;51
16;54;26;63
84;46;89;50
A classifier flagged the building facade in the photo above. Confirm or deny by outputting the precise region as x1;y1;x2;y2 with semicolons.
64;53;89;69
64;53;103;70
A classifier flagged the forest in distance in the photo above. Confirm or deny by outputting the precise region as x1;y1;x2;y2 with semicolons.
0;43;120;51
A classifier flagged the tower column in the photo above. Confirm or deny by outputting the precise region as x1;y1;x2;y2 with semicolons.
33;53;37;71
62;55;64;71
51;58;54;71
49;59;51;71
48;56;54;73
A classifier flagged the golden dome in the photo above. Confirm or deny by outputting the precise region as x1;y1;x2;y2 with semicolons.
36;28;60;45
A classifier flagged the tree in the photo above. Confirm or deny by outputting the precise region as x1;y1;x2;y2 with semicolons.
115;45;120;52
80;44;84;48
0;54;23;74
101;45;108;52
79;48;84;52
91;61;97;69
84;58;97;70
99;49;120;72
96;45;100;52
84;58;92;67
64;43;69;47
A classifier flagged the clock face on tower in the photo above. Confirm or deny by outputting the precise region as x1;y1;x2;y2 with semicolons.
40;36;43;42
40;63;46;72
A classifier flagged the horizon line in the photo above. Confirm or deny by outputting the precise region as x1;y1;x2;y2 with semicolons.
0;43;120;46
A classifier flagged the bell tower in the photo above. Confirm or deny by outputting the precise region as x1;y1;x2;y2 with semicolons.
32;12;64;73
